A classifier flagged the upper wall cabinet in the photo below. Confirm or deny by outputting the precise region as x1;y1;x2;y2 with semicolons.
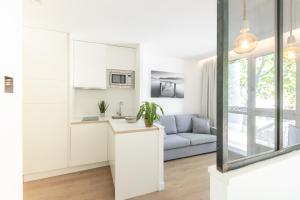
73;41;107;89
106;45;136;71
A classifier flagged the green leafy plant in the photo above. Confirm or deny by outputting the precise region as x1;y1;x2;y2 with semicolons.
136;102;164;127
98;101;109;114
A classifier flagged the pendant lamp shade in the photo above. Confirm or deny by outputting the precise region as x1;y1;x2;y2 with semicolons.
234;31;258;54
284;0;300;60
284;44;300;60
234;0;258;54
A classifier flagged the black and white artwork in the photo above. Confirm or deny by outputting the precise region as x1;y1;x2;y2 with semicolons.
151;70;184;98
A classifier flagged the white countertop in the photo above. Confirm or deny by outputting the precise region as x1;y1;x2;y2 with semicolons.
71;117;110;124
109;119;160;134
71;117;161;134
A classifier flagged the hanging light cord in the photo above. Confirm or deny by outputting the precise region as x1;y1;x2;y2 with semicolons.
290;0;293;36
243;0;247;21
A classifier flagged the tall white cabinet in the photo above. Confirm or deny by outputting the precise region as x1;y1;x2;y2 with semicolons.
73;41;107;89
23;27;69;174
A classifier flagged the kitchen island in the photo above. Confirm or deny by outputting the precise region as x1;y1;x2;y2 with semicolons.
108;119;164;200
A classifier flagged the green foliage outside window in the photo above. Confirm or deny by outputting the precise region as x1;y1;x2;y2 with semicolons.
229;54;296;110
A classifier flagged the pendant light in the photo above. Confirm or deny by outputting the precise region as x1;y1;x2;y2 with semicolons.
234;0;258;54
284;0;300;60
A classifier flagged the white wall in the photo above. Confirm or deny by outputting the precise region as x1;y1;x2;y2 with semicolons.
73;88;136;119
139;45;201;115
71;43;139;119
0;0;23;199
209;150;300;200
72;44;202;119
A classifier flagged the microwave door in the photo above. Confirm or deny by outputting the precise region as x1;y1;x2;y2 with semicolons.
111;74;126;84
112;74;120;84
120;75;126;84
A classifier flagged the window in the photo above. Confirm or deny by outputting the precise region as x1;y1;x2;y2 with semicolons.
224;53;298;169
255;54;275;109
283;58;298;147
228;59;248;159
227;55;276;161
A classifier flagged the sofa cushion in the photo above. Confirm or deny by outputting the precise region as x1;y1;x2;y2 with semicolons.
175;114;198;133
159;115;177;134
192;117;211;134
164;134;191;150
178;133;216;146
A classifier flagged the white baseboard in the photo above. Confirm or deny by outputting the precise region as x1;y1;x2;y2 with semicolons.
23;161;109;182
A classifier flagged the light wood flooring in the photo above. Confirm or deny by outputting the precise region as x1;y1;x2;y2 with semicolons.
24;153;215;200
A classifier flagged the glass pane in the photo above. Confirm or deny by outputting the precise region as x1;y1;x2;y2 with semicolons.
283;119;296;147
112;74;121;83
255;54;275;109
283;59;296;110
256;116;275;149
228;113;248;161
227;0;276;162
228;59;248;161
283;0;300;148
254;54;276;152
229;59;248;108
120;75;126;84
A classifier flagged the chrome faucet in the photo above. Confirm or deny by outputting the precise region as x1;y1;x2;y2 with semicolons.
116;101;124;116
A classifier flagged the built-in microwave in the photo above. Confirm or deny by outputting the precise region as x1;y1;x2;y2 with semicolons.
108;69;135;88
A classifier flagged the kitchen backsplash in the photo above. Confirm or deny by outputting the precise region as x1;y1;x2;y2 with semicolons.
73;88;137;119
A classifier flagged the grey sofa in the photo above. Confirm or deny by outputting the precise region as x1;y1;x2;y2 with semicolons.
158;114;216;161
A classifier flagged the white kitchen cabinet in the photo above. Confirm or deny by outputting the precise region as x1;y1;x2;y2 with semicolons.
106;45;136;71
71;123;108;166
108;120;164;200
108;124;115;184
23;27;69;174
73;41;107;89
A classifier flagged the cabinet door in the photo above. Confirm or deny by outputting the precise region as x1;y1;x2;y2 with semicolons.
71;123;108;166
108;125;115;184
23;27;69;174
106;45;136;71
73;41;107;89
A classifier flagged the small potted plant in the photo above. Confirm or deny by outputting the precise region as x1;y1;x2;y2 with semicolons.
98;101;109;117
136;102;164;127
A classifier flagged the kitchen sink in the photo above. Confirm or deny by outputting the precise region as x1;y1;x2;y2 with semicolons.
112;116;126;119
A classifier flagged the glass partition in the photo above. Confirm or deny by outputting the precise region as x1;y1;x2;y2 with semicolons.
217;0;300;172
283;0;300;148
227;0;276;164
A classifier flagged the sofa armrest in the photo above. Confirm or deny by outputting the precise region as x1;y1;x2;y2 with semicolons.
210;127;217;136
154;122;166;138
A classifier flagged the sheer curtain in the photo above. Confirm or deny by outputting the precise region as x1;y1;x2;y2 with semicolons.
200;58;217;127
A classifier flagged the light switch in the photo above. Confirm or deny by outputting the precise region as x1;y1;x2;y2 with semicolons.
4;76;13;93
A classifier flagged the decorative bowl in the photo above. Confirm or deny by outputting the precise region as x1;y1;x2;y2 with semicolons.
125;116;137;123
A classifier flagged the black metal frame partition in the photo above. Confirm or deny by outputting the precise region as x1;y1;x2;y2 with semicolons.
217;0;300;172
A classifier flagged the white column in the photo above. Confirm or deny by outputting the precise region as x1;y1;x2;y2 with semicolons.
0;1;23;199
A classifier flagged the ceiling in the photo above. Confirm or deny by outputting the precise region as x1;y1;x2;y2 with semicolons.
24;0;217;59
24;0;300;60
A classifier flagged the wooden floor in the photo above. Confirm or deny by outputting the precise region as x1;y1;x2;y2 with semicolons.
24;153;215;200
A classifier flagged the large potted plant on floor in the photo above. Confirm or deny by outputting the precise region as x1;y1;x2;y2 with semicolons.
136;102;164;127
